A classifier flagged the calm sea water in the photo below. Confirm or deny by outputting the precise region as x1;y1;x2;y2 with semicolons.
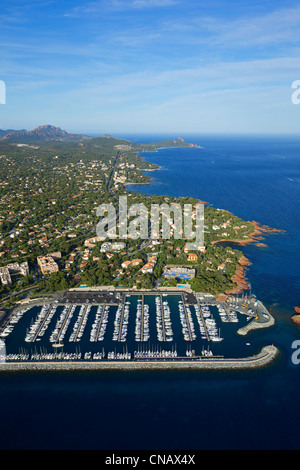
1;135;300;450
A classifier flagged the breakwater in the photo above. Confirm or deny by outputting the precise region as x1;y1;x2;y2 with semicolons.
237;301;275;336
0;346;279;372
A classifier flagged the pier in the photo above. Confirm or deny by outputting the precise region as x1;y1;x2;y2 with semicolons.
50;304;73;345
69;305;91;342
195;298;210;341
135;295;150;342
90;305;109;342
156;295;173;342
237;301;275;336
180;295;196;341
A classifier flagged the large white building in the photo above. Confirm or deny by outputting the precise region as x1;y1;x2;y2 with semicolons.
100;242;126;253
0;262;29;286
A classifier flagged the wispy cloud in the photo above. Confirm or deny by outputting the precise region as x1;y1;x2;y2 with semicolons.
42;56;300;112
160;4;300;47
2;0;300;134
120;0;179;8
65;0;180;17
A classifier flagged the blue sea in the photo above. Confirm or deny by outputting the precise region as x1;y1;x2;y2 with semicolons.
1;134;300;450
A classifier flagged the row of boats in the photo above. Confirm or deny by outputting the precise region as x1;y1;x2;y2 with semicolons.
195;304;224;342
69;305;91;342
112;301;130;342
217;305;239;323
135;300;150;342
0;306;32;338
194;304;210;339
134;347;178;359
4;349;213;362
179;301;197;341
90;305;109;342
106;351;132;360
25;304;57;343
49;305;75;345
5;349;131;362
0;299;239;348
156;297;173;342
6;352;93;361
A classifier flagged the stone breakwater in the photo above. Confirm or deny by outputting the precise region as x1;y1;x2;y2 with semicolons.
237;301;275;336
237;317;275;336
0;346;279;372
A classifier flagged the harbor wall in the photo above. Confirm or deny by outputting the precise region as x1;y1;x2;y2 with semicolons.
237;301;275;336
0;346;279;372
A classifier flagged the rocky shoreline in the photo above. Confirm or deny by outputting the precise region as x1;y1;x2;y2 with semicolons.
226;255;252;295
292;307;300;325
213;221;284;297
212;220;284;248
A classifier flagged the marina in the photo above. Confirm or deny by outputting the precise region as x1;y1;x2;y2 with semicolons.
0;290;276;368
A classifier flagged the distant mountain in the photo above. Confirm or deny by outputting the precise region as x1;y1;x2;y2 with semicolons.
0;125;92;143
0;129;27;139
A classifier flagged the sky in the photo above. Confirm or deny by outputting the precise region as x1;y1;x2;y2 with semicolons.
1;0;300;135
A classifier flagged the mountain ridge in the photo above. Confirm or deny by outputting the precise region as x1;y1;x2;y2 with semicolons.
0;125;92;142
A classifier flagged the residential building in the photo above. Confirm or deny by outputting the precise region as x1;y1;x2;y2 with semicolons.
121;259;143;270
37;256;59;275
188;253;198;262
0;262;29;286
100;242;126;253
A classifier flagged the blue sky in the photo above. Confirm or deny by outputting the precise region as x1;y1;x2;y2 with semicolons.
1;0;300;134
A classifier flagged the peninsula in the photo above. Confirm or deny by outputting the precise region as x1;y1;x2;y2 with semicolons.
0;127;274;301
0;127;280;371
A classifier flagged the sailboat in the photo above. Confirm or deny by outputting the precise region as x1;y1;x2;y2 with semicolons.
211;329;224;342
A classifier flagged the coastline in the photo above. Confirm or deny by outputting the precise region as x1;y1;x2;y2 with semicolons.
212;221;284;296
212;221;284;248
139;144;203;154
225;255;252;296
